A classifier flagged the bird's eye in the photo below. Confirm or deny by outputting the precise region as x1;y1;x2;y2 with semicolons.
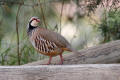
32;18;36;21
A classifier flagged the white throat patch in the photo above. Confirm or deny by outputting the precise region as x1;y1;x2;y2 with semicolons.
31;20;38;27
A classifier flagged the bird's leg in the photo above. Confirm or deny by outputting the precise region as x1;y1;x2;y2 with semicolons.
59;53;64;65
47;56;52;65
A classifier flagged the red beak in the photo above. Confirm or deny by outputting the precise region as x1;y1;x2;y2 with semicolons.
36;19;40;22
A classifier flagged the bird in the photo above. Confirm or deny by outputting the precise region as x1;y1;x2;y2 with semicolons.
27;16;78;65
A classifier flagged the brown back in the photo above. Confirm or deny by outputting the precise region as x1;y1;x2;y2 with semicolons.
35;27;71;49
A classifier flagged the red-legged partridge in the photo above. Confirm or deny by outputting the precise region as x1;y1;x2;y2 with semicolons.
27;17;75;65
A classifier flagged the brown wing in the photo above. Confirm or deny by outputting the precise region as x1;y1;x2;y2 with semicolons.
37;27;71;49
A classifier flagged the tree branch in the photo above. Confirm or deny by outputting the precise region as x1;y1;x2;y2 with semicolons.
59;0;64;33
39;0;47;29
0;64;120;80
24;40;120;65
16;4;22;65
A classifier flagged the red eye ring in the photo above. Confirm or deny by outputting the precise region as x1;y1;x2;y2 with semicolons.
32;18;36;21
32;18;40;22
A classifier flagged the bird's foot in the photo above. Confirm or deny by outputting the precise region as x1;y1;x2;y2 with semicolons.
58;61;63;65
41;63;50;65
41;62;51;65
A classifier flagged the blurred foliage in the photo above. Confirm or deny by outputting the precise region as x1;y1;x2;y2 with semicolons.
98;10;120;43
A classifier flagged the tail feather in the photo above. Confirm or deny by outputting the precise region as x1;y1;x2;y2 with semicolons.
63;46;83;55
66;47;84;56
63;47;80;54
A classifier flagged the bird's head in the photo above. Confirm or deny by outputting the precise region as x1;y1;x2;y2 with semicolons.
29;17;40;27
